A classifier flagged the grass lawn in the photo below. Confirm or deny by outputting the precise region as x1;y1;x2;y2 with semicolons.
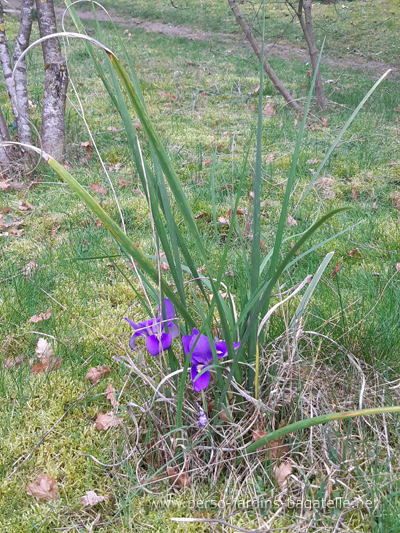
1;1;400;531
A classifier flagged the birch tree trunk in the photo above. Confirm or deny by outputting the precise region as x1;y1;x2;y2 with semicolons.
228;0;301;114
13;0;34;148
35;0;68;160
0;103;10;171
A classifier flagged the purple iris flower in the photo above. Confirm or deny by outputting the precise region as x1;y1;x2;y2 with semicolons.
124;298;179;356
182;328;240;392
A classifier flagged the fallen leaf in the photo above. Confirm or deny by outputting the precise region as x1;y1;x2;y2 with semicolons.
217;217;230;225
1;207;12;214
321;117;329;128
287;215;298;226
310;123;323;131
81;141;92;158
96;218;101;229
85;365;111;384
22;259;37;276
106;384;119;407
252;428;289;459
107;126;118;132
36;338;54;359
273;462;293;491
396;262;400;272
18;201;34;211
8;227;24;237
202;159;213;166
95;411;123;430
0;215;22;230
207;400;229;422
220;184;233;191
197;264;206;274
250;83;260;94
90;182;108;196
0;179;24;192
266;153;275;164
4;354;26;369
81;490;109;507
329;262;341;279
26;475;58;501
31;356;62;374
159;91;176;102
263;102;276;117
349;248;361;257
249;191;254;200
158;251;170;271
117;177;131;188
351;188;359;201
166;466;190;488
195;213;208;219
29;309;51;323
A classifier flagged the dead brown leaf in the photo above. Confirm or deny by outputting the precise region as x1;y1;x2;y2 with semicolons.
0;179;24;193
250;83;260;94
159;251;170;271
217;216;230;225
396;262;400;272
349;248;361;258
166;466;191;488
252;428;289;459
95;411;123;430
35;337;54;359
321;117;329;128
8;228;24;237
4;354;26;369
90;182;108;196
18;201;34;211
273;462;293;491
351;188;359;201
26;474;58;501
85;365;111;384
195;212;209;219
249;191;254;200
31;356;62;374
117;177;131;188
287;215;298;226
106;384;119;407
263;102;276;117
107;126;118;132
29;309;51;323
80;141;92;159
207;400;229;422
329;262;341;279
81;490;109;507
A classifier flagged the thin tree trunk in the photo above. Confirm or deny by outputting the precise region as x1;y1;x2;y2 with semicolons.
35;0;68;160
228;0;301;114
0;103;10;171
0;3;30;141
13;0;34;149
296;0;325;110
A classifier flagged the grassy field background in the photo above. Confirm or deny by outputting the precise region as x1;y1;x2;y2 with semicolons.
1;0;400;531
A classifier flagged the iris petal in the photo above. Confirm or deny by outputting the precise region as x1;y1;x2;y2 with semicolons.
146;333;172;356
167;323;179;339
182;335;192;356
129;331;145;351
159;298;175;322
191;365;210;392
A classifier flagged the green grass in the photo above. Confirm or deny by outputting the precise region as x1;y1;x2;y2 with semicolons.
1;3;400;531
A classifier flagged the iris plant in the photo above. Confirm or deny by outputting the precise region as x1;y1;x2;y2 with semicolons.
124;298;178;356
183;328;240;392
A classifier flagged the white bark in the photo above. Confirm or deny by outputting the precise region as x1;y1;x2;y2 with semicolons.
0;103;10;170
12;0;34;147
35;0;68;160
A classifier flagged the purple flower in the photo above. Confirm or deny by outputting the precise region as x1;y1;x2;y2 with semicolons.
182;328;240;392
197;403;208;428
124;298;179;356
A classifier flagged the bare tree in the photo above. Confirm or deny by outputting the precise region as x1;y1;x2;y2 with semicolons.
0;0;68;176
287;0;325;110
0;0;33;158
228;0;302;114
35;0;68;160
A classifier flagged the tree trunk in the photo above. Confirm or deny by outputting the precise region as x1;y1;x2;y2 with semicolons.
228;0;301;114
13;0;34;148
0;3;29;141
0;103;10;171
35;0;68;160
296;0;325;110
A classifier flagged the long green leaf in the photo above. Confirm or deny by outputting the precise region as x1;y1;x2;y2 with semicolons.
241;405;400;463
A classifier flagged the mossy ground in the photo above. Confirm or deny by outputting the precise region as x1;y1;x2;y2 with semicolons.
1;1;400;531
